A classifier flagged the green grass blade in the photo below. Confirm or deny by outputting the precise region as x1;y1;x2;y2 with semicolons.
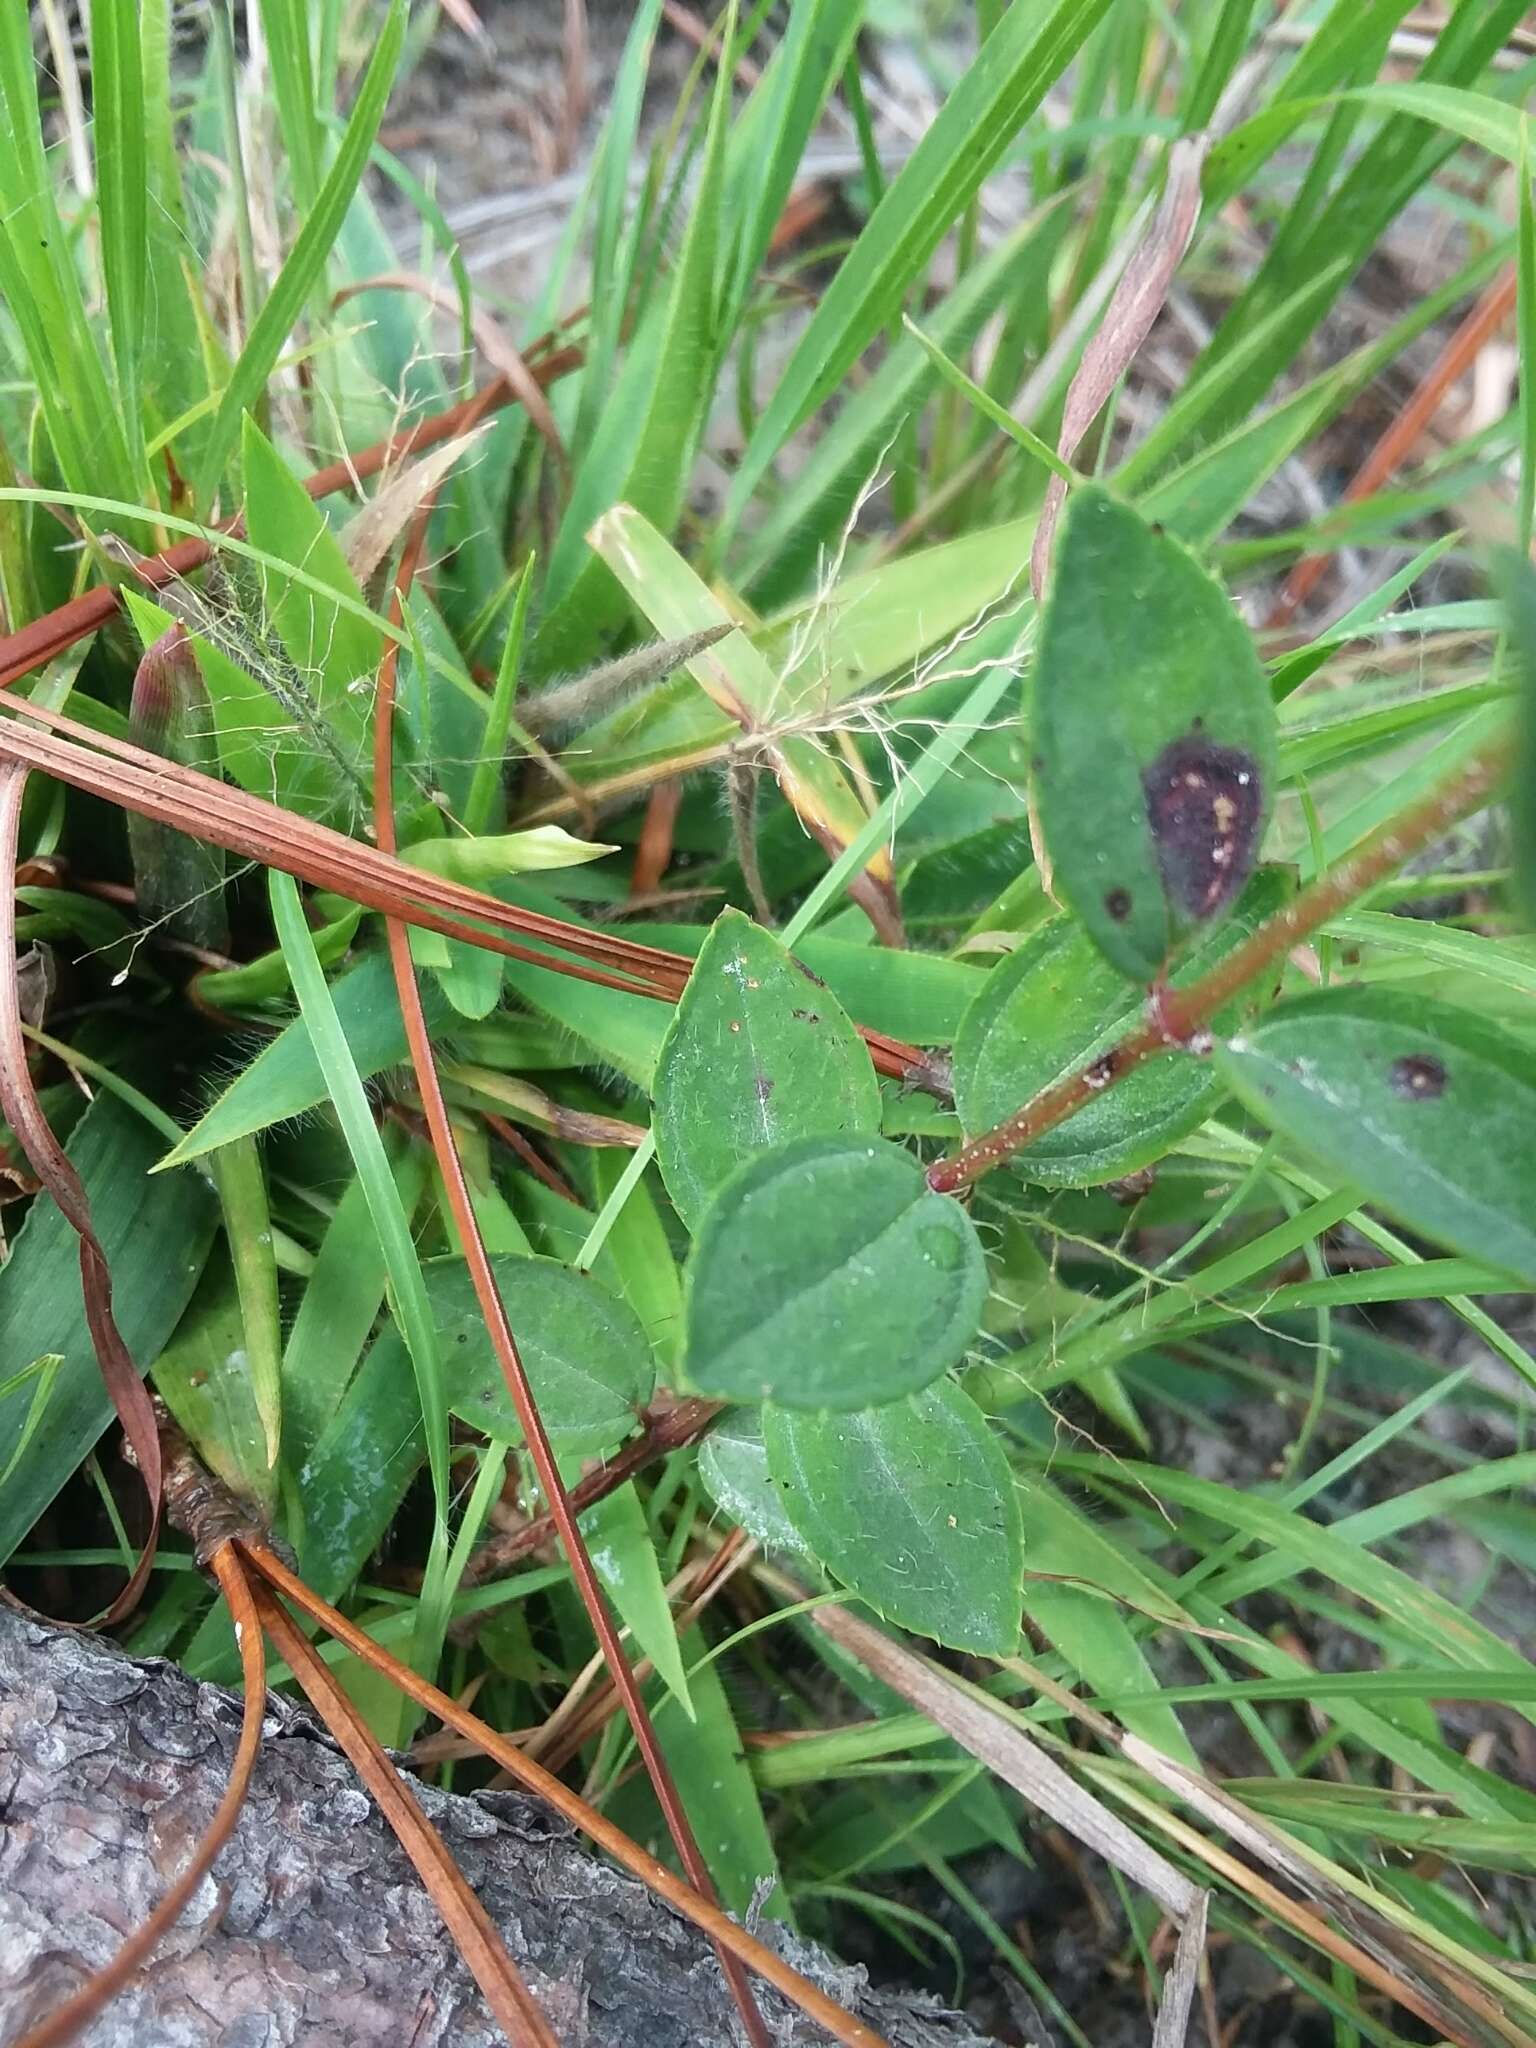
721;0;1115;533
267;870;453;1685
194;0;406;504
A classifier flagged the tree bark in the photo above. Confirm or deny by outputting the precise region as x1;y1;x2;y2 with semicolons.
0;1609;994;2048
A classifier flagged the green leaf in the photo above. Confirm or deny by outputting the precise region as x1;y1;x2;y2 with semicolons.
1500;552;1536;924
580;1481;692;1715
160;951;454;1168
684;1137;987;1410
954;869;1291;1186
722;0;1115;530
655;908;881;1229
1015;1479;1197;1763
644;1627;788;1920
763;1382;1023;1655
193;0;406;502
153;1257;275;1513
432;1254;653;1452
293;1328;424;1603
0;1094;217;1567
282;1135;428;1463
241;415;375;790
1215;987;1536;1286
1032;485;1277;982
209;1138;282;1494
697;1409;813;1560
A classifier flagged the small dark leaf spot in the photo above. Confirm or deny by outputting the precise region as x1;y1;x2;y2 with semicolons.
1389;1053;1448;1102
754;1073;775;1105
1104;887;1133;922
792;1007;821;1025
1143;735;1263;922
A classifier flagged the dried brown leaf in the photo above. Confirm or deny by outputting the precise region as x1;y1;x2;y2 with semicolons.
1030;134;1209;602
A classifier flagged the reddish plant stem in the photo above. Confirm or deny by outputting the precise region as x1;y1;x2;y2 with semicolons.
460;1397;725;1587
1267;269;1517;631
373;516;774;2048
928;743;1507;1197
0;355;581;691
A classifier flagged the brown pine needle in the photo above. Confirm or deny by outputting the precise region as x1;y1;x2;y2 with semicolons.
373;509;775;2048
248;1579;560;2048
236;1537;888;2048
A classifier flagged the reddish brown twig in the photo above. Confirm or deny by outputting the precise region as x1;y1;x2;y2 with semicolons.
928;742;1507;1196
373;511;773;2047
1267;266;1517;629
461;1397;724;1587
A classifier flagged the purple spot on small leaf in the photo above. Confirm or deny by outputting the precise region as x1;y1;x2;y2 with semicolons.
1143;734;1263;922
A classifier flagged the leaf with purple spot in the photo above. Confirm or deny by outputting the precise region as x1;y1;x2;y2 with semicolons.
1030;485;1277;982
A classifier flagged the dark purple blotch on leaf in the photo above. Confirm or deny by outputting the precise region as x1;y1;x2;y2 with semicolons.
1142;735;1263;923
1389;1053;1448;1102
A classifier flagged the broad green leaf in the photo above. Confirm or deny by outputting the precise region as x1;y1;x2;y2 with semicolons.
160;951;454;1168
1032;485;1277;982
431;1254;653;1452
763;1382;1023;1655
1215;987;1536;1286
580;1481;692;1715
697;1409;813;1560
655;909;880;1229
954;869;1290;1185
0;1094;217;1567
684;1137;986;1410
722;0;1115;528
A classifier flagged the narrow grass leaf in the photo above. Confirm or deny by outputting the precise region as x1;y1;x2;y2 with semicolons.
194;0;407;503
723;0;1117;529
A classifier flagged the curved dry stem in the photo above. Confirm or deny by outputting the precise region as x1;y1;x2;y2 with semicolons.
15;1543;267;2048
